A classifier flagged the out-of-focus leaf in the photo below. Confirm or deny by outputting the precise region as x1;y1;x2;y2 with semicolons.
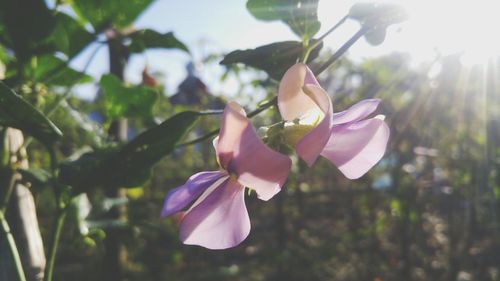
0;82;62;144
349;2;408;46
246;0;320;39
128;29;188;53
100;74;158;119
59;111;200;190
220;40;322;80
18;168;52;188
51;13;96;58
0;0;55;59
364;26;387;46
31;55;93;86
71;0;153;31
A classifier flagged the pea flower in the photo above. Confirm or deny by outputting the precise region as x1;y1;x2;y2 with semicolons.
161;102;291;249
278;63;390;179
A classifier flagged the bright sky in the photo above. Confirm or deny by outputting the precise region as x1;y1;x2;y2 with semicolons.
71;0;500;100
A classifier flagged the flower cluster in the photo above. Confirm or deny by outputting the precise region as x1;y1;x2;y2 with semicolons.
161;64;390;249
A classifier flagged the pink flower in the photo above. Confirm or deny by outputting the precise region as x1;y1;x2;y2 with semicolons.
278;63;390;179
161;102;291;249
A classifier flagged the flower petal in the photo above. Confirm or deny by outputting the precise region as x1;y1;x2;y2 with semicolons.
278;63;323;121
295;85;334;166
229;125;292;201
321;116;390;179
216;102;248;169
216;102;291;201
179;178;250;250
332;99;381;125
161;171;227;217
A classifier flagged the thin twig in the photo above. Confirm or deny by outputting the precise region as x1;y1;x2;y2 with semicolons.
176;97;278;148
313;27;368;76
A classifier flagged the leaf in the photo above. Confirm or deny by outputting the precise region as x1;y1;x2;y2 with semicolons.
246;0;321;39
51;13;96;58
100;74;158;119
0;0;55;59
31;55;93;86
71;0;153;31
59;111;200;190
220;40;322;80
128;29;189;54
348;2;408;46
0;82;62;144
18;168;52;188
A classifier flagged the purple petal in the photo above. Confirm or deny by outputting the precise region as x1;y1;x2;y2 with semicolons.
216;102;248;170
295;85;334;166
278;63;324;121
321;116;390;179
179;178;250;250
332;99;381;125
161;171;227;217
228;122;291;201
215;102;291;201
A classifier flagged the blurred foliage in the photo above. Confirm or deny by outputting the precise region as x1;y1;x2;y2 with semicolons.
0;1;499;281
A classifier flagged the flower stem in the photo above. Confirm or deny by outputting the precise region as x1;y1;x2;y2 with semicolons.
313;27;369;76
43;208;67;281
176;97;278;147
43;147;68;281
0;210;27;281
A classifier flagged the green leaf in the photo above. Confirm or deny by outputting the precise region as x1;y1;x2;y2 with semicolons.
246;0;321;39
71;0;154;31
364;27;387;46
348;2;408;46
59;111;200;190
0;82;62;144
0;0;56;59
128;29;189;54
31;55;93;86
18;168;52;188
220;40;322;80
51;13;96;58
100;74;158;119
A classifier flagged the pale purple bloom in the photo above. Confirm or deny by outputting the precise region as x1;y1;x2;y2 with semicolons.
161;102;291;249
278;63;390;179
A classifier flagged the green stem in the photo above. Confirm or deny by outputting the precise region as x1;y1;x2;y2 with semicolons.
176;97;278;148
313;27;369;76
1;167;16;214
302;14;349;63
0;211;27;281
43;209;67;281
43;147;67;281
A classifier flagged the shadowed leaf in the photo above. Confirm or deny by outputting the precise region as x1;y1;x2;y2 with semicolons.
59;111;200;190
128;29;189;53
220;40;322;80
0;82;62;144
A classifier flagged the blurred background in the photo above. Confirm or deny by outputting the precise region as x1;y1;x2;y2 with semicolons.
1;0;499;281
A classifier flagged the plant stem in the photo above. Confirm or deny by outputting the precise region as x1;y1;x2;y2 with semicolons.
43;209;67;281
303;14;349;63
1;167;16;214
176;97;278;148
43;147;67;281
313;27;368;76
0;210;27;281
